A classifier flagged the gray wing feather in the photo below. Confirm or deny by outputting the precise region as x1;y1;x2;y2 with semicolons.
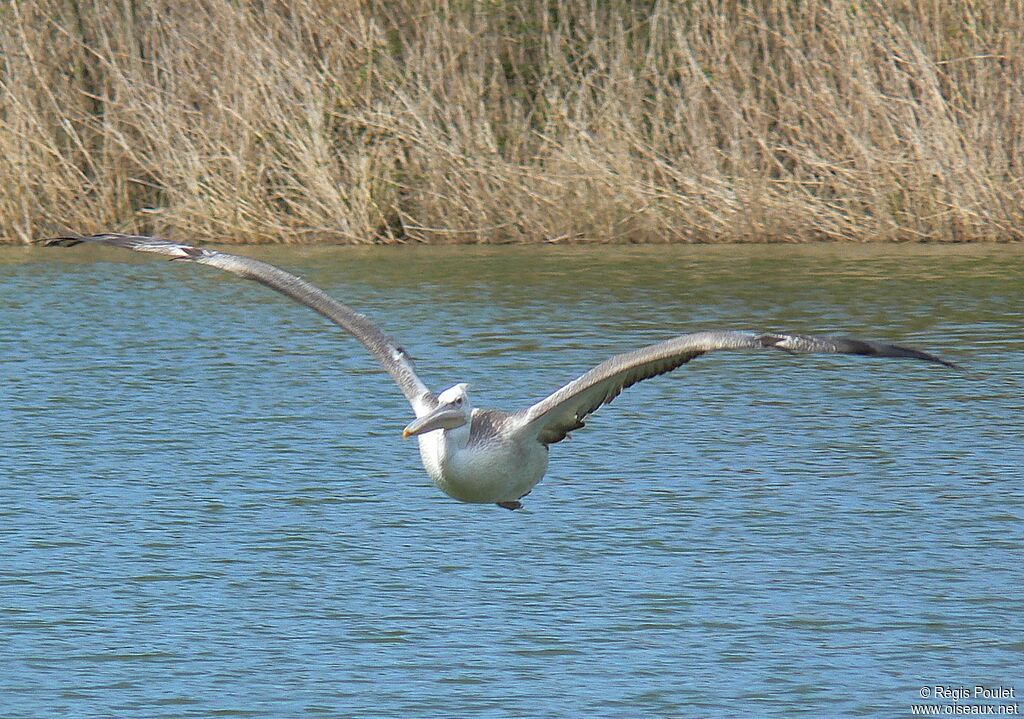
43;233;435;413
519;330;959;445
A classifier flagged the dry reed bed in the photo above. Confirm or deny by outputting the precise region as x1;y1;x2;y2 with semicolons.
2;0;1022;244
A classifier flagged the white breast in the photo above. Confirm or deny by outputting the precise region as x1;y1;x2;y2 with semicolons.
416;428;548;504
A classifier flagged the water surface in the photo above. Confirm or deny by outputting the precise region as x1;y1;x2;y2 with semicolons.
2;243;1022;717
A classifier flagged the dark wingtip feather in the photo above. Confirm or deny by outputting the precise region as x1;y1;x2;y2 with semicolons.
833;336;964;372
38;236;86;247
36;232;209;261
757;332;962;372
898;346;964;372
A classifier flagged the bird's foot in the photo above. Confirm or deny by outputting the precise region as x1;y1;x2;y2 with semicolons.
496;501;523;511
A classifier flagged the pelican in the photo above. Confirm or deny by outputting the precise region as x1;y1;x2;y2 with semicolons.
44;234;959;509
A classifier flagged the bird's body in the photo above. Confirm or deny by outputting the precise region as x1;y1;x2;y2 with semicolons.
418;409;548;506
43;233;961;509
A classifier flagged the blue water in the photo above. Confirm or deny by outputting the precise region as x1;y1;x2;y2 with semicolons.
2;244;1022;717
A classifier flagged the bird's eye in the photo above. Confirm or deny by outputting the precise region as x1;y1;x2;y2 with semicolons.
454;397;463;406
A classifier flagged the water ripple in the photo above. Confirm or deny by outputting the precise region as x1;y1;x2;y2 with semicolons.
1;244;1021;718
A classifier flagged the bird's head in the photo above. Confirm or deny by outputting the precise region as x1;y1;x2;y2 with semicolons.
402;383;472;439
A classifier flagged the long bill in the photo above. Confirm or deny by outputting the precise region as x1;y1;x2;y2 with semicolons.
402;404;467;438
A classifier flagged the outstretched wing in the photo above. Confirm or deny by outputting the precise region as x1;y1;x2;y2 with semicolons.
517;330;959;445
43;233;436;414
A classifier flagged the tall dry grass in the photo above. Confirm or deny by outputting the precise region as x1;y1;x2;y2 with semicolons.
2;0;1022;244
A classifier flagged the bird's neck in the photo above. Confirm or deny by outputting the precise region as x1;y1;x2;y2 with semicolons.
444;419;472;449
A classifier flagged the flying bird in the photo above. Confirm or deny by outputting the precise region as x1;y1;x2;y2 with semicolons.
44;234;960;509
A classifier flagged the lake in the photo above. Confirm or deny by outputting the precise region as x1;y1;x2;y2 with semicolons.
1;242;1022;717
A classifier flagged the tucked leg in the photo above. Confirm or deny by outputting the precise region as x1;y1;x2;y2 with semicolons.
496;501;522;510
